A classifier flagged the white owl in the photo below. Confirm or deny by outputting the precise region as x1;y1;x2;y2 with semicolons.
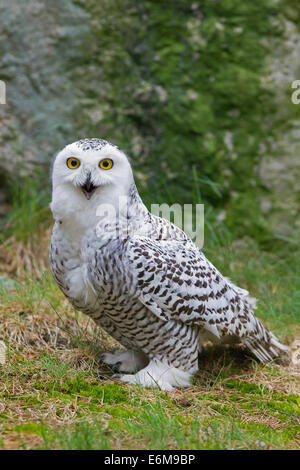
50;138;287;391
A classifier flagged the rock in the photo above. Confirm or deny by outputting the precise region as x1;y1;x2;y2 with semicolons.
0;0;91;182
0;1;299;240
259;9;300;237
0;275;17;291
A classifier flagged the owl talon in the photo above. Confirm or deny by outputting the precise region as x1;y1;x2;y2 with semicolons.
118;359;193;391
98;350;148;373
111;361;122;372
98;354;106;363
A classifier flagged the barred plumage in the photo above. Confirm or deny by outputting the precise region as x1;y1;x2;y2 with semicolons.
50;138;287;391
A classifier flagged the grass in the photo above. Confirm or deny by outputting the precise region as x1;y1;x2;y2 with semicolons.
0;180;299;450
0;228;299;450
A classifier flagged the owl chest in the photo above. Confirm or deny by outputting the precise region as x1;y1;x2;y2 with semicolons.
51;252;96;313
51;229;130;313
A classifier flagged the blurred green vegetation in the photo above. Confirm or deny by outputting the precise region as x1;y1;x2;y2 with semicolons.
1;0;300;246
73;0;283;242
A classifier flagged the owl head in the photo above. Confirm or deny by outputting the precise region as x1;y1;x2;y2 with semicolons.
50;138;134;222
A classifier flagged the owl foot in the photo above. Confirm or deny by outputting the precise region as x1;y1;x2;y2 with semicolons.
99;349;148;373
118;359;193;391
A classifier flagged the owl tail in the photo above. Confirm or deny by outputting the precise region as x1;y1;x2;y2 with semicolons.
242;318;288;363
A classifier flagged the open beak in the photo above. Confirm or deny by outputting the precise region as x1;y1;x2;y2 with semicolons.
81;173;97;200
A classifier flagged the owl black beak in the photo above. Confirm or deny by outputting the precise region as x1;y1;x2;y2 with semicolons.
81;172;97;200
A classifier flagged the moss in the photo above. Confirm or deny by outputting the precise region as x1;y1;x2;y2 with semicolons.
103;405;135;419
225;380;268;395
53;379;131;404
12;423;49;436
272;394;300;404
265;399;300;416
209;403;235;415
238;420;300;444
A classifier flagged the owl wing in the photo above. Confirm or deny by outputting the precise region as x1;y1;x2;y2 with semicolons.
125;235;288;362
125;235;255;340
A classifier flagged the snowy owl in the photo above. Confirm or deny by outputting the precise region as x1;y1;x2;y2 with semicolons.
50;138;287;391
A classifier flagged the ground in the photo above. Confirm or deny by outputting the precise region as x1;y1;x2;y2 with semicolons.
0;231;299;450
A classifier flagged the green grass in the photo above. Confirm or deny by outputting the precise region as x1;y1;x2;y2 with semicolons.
1;178;51;243
0;176;299;449
0;233;299;450
1;352;299;450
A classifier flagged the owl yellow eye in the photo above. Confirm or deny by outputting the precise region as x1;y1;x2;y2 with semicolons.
67;157;80;169
99;158;113;170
